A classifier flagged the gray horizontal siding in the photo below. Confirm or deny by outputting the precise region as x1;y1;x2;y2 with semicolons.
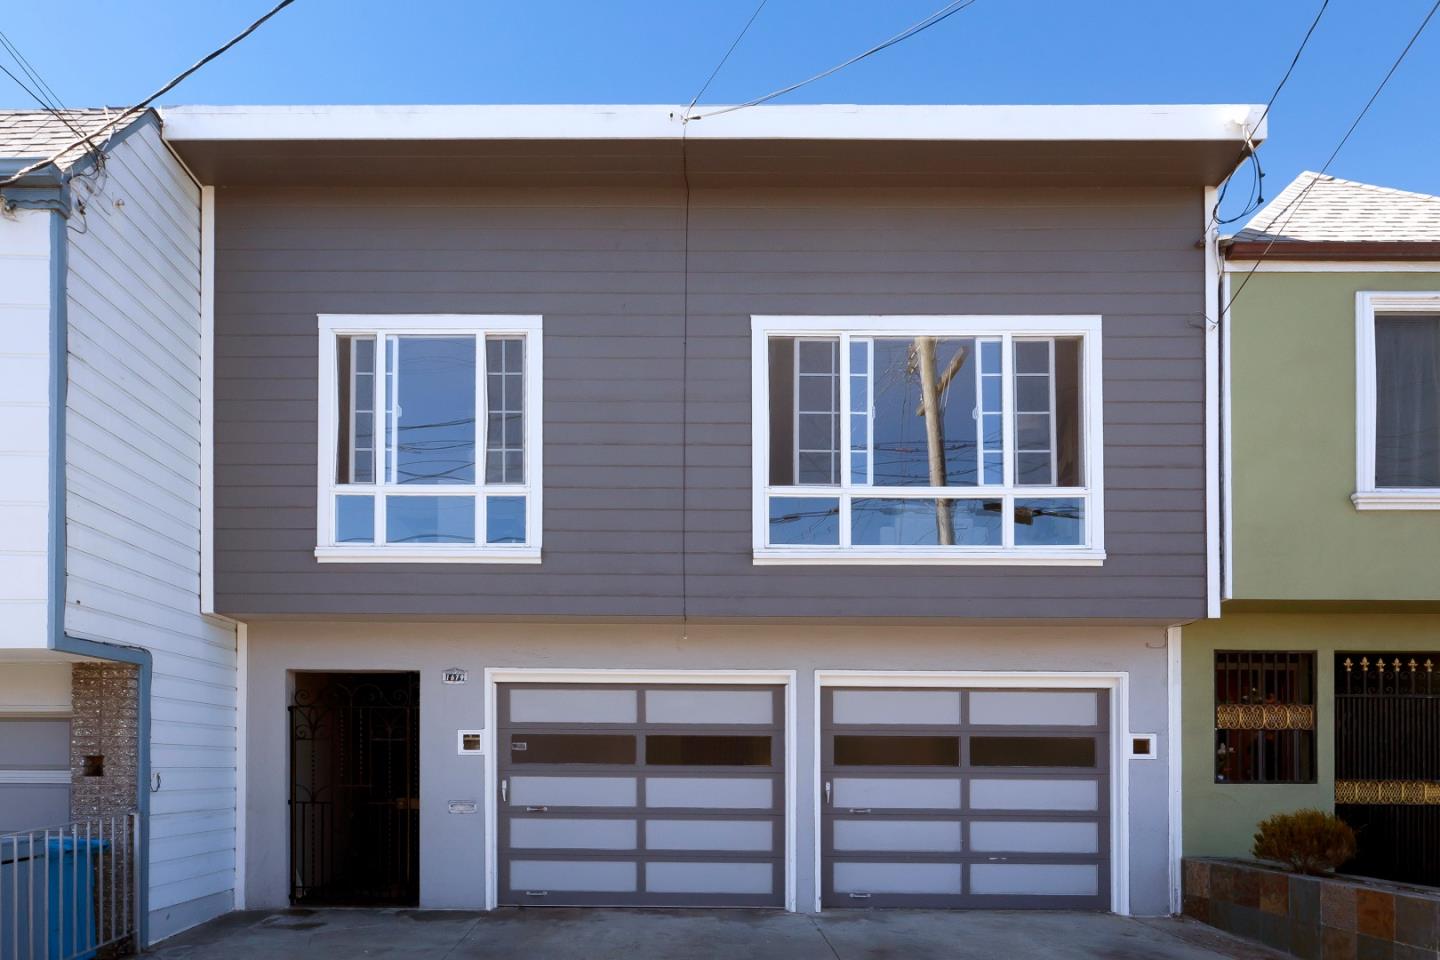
213;185;1206;620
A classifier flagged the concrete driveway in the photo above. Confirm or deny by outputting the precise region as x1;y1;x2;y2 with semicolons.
146;908;1287;960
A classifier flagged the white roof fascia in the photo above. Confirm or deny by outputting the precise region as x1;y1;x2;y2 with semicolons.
159;103;1267;144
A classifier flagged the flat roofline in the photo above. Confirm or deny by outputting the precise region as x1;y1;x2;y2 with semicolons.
159;103;1266;144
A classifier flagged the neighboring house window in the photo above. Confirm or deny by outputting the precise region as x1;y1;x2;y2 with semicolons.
1354;292;1440;510
1213;651;1316;784
750;316;1105;564
316;315;542;562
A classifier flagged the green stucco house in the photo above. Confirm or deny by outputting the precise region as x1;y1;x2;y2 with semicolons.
1183;172;1440;886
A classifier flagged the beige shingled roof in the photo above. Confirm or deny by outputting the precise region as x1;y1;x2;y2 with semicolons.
0;108;132;171
1233;171;1440;245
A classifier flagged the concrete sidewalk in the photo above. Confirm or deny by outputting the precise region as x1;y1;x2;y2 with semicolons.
145;908;1287;960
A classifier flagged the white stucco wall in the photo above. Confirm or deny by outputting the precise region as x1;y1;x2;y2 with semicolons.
244;620;1174;916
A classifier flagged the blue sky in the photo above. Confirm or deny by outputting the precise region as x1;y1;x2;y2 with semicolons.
3;0;1438;222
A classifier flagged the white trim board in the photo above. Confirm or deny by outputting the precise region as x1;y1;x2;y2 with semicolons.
1166;625;1184;914
1352;292;1440;511
1204;186;1222;618
812;670;1132;916
160;103;1266;145
200;186;216;615
481;668;799;913
1224;261;1440;273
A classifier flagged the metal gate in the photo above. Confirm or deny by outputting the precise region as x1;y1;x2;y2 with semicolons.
289;672;419;905
1334;653;1440;886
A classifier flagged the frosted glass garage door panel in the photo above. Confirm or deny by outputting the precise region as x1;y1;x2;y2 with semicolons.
509;689;637;724
645;690;774;725
970;863;1099;897
646;862;773;894
968;691;1099;727
509;818;637;850
510;860;637;893
832;690;960;726
833;862;963;895
969;779;1098;811
969;820;1099;854
646;778;773;809
509;777;637;807
646;819;773;852
833;819;963;853
833;778;962;809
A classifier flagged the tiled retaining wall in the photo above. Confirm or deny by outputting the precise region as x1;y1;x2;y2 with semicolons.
70;661;140;817
1183;857;1440;960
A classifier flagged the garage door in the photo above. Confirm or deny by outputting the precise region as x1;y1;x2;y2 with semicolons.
821;687;1110;909
497;683;786;907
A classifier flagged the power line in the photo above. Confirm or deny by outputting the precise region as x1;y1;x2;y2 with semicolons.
686;0;983;121
685;0;769;118
0;0;298;189
1211;0;1331;228
1224;0;1440;317
0;33;104;151
0;30;66;111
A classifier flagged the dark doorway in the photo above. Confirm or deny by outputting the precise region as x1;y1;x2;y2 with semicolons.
1334;652;1440;886
290;672;420;905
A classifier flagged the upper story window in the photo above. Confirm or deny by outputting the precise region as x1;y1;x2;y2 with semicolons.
750;316;1105;564
316;315;542;562
1354;293;1440;510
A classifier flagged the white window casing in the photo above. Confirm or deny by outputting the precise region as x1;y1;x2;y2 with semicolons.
315;314;544;562
1353;292;1440;511
750;315;1106;565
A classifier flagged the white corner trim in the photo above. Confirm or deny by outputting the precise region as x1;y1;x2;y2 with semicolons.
1221;270;1234;601
200;186;216;616
160;103;1266;145
1166;624;1183;915
1204;187;1221;619
233;620;247;910
481;668;799;914
813;669;1131;916
1353;292;1440;506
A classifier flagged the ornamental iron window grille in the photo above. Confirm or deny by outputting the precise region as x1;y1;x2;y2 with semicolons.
1214;651;1316;784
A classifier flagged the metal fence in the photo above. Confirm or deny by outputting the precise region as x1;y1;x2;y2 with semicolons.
0;814;140;960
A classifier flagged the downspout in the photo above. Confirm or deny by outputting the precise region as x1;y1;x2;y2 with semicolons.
46;205;154;949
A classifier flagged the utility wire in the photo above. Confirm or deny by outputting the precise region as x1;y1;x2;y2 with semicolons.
686;0;982;121
1210;0;1331;228
0;0;298;189
685;0;769;118
0;30;67;111
1224;0;1440;317
0;33;103;151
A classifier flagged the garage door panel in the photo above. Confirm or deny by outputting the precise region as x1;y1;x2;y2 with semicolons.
500;683;786;908
821;686;1110;910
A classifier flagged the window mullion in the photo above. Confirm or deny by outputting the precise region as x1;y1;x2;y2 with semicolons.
374;330;389;543
839;333;851;540
1000;333;1016;547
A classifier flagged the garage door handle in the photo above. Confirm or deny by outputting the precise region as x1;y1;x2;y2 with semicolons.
524;891;549;897
525;806;549;812
847;808;872;814
848;893;872;900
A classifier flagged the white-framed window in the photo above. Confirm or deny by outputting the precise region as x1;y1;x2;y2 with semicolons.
1354;292;1440;511
316;314;543;562
750;315;1105;564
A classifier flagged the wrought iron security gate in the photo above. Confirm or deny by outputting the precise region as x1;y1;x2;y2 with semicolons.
1334;653;1440;886
289;672;420;905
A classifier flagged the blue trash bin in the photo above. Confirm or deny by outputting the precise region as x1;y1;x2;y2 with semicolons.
0;835;110;960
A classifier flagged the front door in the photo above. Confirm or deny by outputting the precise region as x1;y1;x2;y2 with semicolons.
820;686;1110;909
497;683;786;907
289;672;420;905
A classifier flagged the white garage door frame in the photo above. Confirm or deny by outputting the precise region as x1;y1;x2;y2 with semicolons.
483;668;799;911
813;670;1130;915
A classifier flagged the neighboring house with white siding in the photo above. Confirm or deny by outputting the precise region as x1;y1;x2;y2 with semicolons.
0;109;239;947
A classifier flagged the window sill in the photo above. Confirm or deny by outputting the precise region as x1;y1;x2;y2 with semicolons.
1351;490;1440;511
751;548;1105;566
314;546;542;564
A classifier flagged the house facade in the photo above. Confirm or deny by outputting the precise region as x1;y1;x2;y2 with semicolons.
156;102;1261;918
1182;173;1440;887
0;110;241;945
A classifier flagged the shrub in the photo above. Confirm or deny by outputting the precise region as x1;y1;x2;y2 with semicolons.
1251;809;1357;875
